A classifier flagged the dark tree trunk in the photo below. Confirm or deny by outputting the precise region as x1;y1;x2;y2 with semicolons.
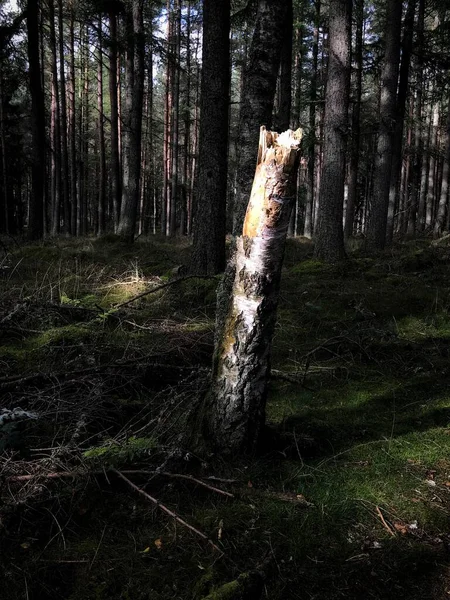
117;0;145;241
190;0;230;275
232;0;289;235
386;0;416;244
273;0;293;132
304;0;320;239
314;0;352;262
69;6;77;235
208;127;302;455
57;0;70;234
366;0;402;250
27;0;46;240
344;0;363;240
97;18;107;235
434;100;450;237
109;10;121;230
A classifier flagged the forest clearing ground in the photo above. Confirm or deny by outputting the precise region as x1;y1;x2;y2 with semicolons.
1;235;450;599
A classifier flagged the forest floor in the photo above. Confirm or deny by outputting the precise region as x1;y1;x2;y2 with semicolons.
2;234;450;600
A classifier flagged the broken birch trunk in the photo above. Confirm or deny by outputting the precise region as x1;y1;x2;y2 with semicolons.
207;127;302;455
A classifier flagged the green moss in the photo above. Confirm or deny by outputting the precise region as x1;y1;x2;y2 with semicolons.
83;436;157;465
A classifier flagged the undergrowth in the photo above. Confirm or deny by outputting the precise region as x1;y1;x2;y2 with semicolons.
1;235;450;599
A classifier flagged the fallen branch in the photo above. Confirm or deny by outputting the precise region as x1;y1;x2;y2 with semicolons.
375;505;396;537
6;468;234;498
114;275;219;309
112;469;223;554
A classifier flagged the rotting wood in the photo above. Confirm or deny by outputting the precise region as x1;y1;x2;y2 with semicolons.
208;127;302;455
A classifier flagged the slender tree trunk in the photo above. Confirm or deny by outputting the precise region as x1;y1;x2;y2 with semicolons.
434;99;450;237
162;0;173;235
190;0;230;274
109;10;121;230
27;0;46;240
68;6;77;235
0;70;9;234
304;0;320;239
117;0;145;241
232;0;289;235
57;0;70;234
314;0;352;262
48;0;62;236
366;0;402;250
344;0;363;240
273;0;293;131
169;0;181;236
97;17;107;235
425;101;439;230
208;127;301;455
406;0;425;238
386;0;416;244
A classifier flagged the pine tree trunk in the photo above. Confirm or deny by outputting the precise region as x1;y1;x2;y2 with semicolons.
57;0;70;234
190;0;230;275
117;0;145;241
109;10;121;230
344;0;363;240
69;6;77;235
366;0;402;250
273;0;293;132
27;0;46;240
208;127;301;455
386;0;416;244
314;0;352;262
434;100;450;237
232;0;289;235
304;0;320;239
97;18;107;235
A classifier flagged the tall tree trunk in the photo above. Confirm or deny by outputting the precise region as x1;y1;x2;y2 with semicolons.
304;0;320;239
97;17;107;235
434;99;450;237
162;0;173;235
406;0;425;238
109;10;121;230
117;0;145;241
273;0;293;131
232;0;289;235
69;5;77;235
57;0;70;234
386;0;416;244
169;0;181;236
425;100;439;230
190;0;230;274
344;0;363;240
27;0;46;240
49;0;61;236
208;127;301;455
314;0;352;261
0;70;9;234
366;0;402;250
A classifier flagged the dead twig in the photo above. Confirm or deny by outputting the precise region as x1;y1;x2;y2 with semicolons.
6;468;233;498
375;505;396;537
114;275;219;309
111;469;223;554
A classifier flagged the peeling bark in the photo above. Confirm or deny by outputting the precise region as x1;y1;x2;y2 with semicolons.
208;127;301;455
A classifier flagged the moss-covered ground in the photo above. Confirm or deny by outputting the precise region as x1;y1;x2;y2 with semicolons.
2;235;450;599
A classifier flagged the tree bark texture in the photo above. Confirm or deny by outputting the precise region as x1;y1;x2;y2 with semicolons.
190;0;230;275
27;0;46;240
313;0;351;262
232;0;288;235
208;127;302;455
434;100;450;237
117;0;145;241
366;0;403;250
386;0;416;244
344;0;363;240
